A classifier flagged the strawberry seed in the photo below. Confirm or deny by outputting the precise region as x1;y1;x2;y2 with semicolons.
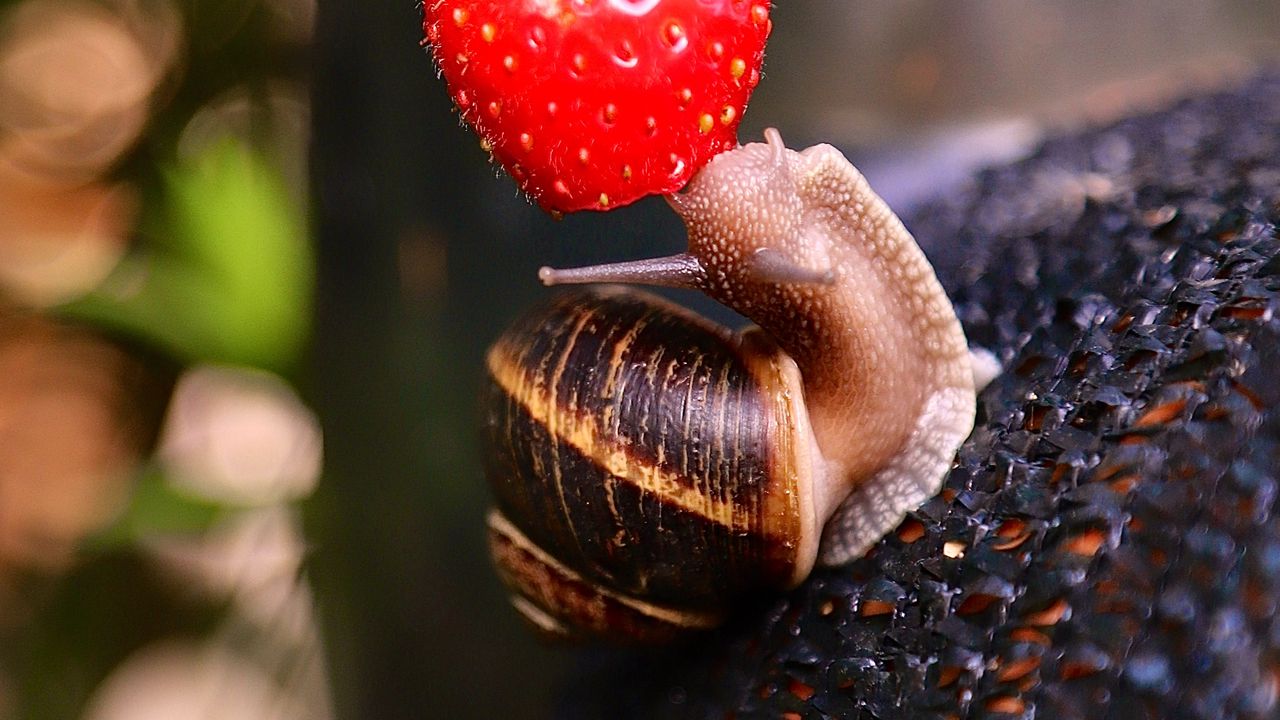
615;40;637;68
527;26;546;50
662;21;687;52
669;153;686;177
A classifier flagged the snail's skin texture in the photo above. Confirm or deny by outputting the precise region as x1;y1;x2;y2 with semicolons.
561;74;1280;720
669;134;976;567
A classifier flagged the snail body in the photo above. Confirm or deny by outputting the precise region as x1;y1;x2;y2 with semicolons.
482;130;981;641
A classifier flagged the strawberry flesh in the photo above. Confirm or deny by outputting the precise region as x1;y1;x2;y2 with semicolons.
424;0;771;213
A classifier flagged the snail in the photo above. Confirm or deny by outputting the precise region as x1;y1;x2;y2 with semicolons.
481;129;991;642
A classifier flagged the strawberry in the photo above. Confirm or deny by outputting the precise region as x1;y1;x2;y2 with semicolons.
423;0;771;214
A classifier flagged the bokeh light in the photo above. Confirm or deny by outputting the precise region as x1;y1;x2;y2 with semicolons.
159;365;322;506
81;641;314;720
0;310;169;579
0;180;135;306
0;0;180;185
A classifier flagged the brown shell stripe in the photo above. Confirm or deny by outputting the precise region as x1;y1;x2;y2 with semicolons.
486;336;752;530
488;510;723;641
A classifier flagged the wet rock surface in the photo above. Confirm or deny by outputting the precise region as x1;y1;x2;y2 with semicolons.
561;74;1280;719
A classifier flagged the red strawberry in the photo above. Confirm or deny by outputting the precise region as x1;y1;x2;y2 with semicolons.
423;0;771;214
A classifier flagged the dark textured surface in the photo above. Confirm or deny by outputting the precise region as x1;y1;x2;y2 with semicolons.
561;74;1280;719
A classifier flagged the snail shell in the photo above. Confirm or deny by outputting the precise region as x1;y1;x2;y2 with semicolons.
481;130;983;641
483;288;817;641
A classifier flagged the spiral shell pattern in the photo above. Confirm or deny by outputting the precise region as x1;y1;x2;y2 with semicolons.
481;287;807;640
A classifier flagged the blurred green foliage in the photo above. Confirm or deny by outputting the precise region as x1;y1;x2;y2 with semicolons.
0;1;317;718
62;138;312;374
11;551;227;720
89;465;230;548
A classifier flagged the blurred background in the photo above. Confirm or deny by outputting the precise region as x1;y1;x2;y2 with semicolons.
0;1;1277;719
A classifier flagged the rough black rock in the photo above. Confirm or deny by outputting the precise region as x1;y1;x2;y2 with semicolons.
561;74;1280;720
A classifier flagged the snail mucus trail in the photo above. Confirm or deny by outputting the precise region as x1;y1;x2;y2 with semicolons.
481;129;984;643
